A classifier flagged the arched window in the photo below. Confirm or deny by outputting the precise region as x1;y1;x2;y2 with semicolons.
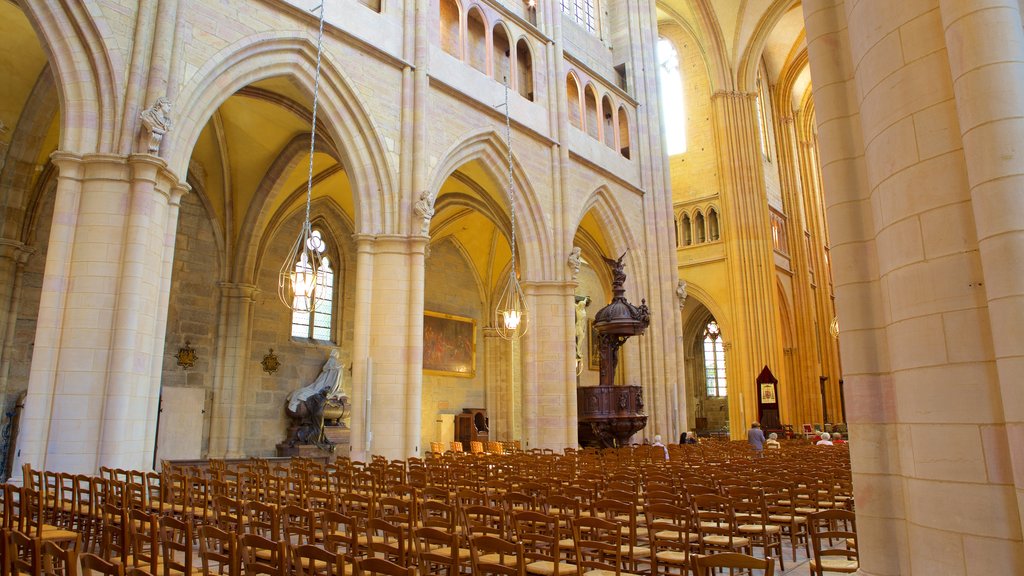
708;208;720;241
292;229;337;342
657;37;686;155
439;0;461;58
682;214;692;246
466;7;487;74
674;217;679;247
695;211;706;243
756;70;772;160
567;73;583;129
704;321;726;397
516;39;534;101
493;24;511;83
601;95;615;149
617;106;630;158
584;85;600;139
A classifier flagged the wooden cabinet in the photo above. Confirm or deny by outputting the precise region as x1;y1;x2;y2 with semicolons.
455;408;488;447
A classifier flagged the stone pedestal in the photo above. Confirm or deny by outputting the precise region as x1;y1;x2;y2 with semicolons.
275;443;335;459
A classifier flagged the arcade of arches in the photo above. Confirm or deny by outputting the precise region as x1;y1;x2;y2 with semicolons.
0;0;1022;573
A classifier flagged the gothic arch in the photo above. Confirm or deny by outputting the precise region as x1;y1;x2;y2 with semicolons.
575;185;645;295
426;128;551;279
168;33;396;235
17;0;123;153
736;0;801;92
234;133;343;285
656;0;731;92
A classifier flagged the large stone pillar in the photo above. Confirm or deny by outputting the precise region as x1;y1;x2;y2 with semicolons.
208;283;257;458
483;327;514;441
806;0;1024;572
15;152;184;474
711;92;784;437
0;241;33;405
349;235;424;461
520;281;577;449
938;0;1024;541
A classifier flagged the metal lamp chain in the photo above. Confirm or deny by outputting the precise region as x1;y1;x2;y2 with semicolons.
504;80;516;277
305;2;326;223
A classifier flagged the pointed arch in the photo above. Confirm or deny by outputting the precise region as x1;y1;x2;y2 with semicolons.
515;38;534;101
492;22;512;83
439;0;463;58
736;0;801;92
466;6;489;74
426;128;551;279
584;83;600;139
18;0;124;153
168;33;396;236
575;185;645;295
566;72;583;129
601;95;615;149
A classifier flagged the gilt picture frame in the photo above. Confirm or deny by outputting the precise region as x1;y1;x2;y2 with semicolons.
423;311;476;377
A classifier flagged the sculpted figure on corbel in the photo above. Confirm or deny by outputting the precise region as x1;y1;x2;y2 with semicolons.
140;97;173;154
676;280;687;309
568;246;582;281
413;190;436;235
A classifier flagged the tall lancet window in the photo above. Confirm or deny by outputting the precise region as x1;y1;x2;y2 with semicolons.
704;320;726;397
657;37;686;155
292;228;336;342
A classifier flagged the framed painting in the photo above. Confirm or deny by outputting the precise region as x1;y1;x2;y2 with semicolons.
588;319;600;370
760;382;777;404
423;311;476;377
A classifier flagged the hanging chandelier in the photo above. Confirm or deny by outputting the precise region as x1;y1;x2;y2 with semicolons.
279;2;328;312
494;80;529;340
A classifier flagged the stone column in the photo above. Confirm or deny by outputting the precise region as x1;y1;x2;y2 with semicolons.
0;241;33;406
15;152;184;474
483;327;513;441
208;283;257;458
355;235;423;461
521;281;577;449
711;92;784;437
807;0;1024;572
938;0;1024;541
348;235;375;462
802;2;907;572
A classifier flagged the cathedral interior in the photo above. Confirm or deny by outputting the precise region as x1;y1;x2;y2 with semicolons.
0;0;1022;573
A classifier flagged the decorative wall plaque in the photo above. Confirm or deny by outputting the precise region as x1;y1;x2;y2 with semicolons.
175;341;196;369
262;349;280;375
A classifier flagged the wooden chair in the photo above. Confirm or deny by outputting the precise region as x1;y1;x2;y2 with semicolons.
80;553;125;576
572;516;632;576
689;493;751;557
691;552;775;576
352;557;413;576
591;499;650;573
280;505;317;547
412;527;465;576
510;510;576;576
461;505;507;541
99;503;129;566
158;514;198;576
468;536;526;576
9;529;42;576
366;518;407;565
20;487;81;551
291;544;346;576
41;540;79;576
319;511;358;559
645;503;695;576
728;487;785;570
808;510;858;575
212;497;245;535
763;481;808;561
244;502;281;542
127;509;161;574
238;534;287;576
198;525;237;576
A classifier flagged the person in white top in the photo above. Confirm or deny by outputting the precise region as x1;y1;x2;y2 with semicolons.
651;434;669;460
816;432;834;446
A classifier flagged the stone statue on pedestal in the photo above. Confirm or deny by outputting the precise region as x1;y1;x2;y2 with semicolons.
282;349;343;450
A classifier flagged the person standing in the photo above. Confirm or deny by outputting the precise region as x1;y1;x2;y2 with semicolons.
747;422;766;456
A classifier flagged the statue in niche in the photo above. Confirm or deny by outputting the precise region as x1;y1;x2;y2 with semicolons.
413;191;435;235
283;349;345;450
568;246;582;281
140;97;173;153
676;280;687;309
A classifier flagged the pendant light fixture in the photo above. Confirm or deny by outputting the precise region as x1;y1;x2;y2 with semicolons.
494;80;529;340
279;2;328;312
